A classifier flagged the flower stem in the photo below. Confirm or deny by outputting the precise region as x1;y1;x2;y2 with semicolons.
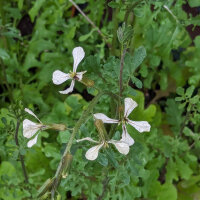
119;48;127;98
69;0;111;48
50;91;105;199
15;120;29;183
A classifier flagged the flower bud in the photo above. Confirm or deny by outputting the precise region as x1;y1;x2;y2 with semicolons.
81;77;94;87
49;124;67;131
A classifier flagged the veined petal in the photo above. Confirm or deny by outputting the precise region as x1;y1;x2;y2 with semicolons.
72;47;85;73
52;70;71;85
59;80;75;94
23;119;41;138
24;108;42;123
124;98;138;118
127;119;151;133
27;134;39;148
76;137;98;143
76;71;87;81
121;125;134;146
93;113;119;124
108;140;129;155
85;143;104;161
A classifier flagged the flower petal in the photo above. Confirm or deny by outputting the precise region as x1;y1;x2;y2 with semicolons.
24;108;42;123
76;71;87;81
72;47;85;72
85;143;104;161
27;134;39;148
121;125;134;146
124;98;138;118
23;119;41;138
93;113;119;124
52;70;71;85
76;137;98;143
128;119;151;133
108;140;129;155
59;80;75;94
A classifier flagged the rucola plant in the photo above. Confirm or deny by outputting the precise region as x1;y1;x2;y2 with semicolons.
23;46;151;199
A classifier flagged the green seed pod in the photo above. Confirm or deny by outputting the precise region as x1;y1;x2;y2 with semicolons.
81;77;94;87
94;119;108;142
49;124;67;131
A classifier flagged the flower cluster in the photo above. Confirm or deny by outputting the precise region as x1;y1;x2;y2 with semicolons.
23;46;151;161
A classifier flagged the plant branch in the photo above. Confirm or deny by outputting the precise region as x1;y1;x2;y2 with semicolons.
15;120;29;183
97;176;110;200
0;59;14;103
69;0;111;48
50;91;105;199
124;0;143;24
119;49;127;98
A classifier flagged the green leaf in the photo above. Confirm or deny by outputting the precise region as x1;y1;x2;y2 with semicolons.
131;76;143;89
0;48;10;60
188;0;200;7
186;85;195;98
108;1;120;8
132;46;146;70
157;183;177;200
190;95;199;104
29;0;45;22
176;87;184;96
97;153;108;166
175;96;184;101
57;131;70;144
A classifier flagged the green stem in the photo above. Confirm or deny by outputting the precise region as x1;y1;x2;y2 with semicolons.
119;48;127;98
15;120;29;183
111;8;119;55
51;91;105;199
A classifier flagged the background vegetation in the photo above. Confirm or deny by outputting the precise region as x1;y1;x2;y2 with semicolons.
0;0;200;199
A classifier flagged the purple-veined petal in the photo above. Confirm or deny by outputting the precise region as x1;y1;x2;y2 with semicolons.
23;119;41;138
124;98;138;118
76;71;87;81
108;140;129;155
72;47;85;72
76;137;98;143
27;134;39;148
85;143;104;161
52;70;71;85
121;124;134;146
59;80;75;94
93;113;119;124
24;108;42;123
127;119;151;133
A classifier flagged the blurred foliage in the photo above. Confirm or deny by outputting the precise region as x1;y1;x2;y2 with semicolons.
0;0;200;199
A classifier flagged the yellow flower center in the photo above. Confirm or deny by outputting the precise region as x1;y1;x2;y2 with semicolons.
70;71;76;78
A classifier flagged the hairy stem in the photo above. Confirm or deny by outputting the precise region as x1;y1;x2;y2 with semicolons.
51;91;105;199
15;120;29;183
119;49;127;98
111;8;119;55
69;0;111;48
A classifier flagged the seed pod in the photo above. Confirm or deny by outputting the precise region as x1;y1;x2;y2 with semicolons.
81;77;94;87
94;119;108;142
37;177;55;198
49;124;67;131
62;153;73;178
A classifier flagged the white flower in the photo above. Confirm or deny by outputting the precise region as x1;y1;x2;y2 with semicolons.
52;47;86;94
23;108;46;148
94;98;151;146
77;137;129;161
